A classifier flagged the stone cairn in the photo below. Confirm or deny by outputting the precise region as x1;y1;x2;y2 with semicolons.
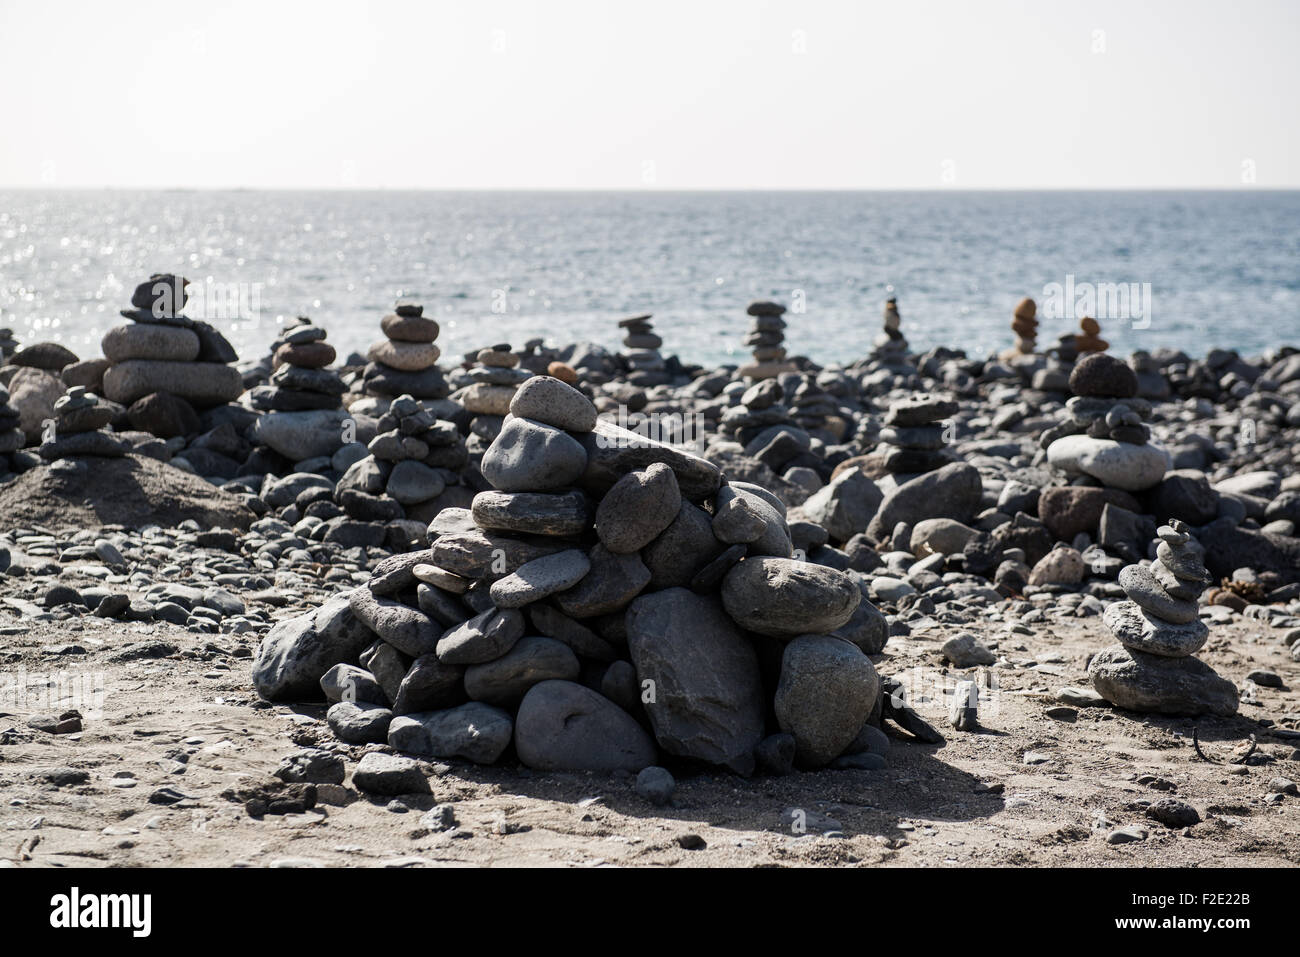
1004;297;1038;360
39;386;128;461
452;344;531;457
619;314;671;387
256;374;902;779
248;317;345;413
361;301;449;403
1053;316;1108;365
332;391;471;533
737;301;796;380
1088;520;1238;716
1042;353;1166;493
101;274;243;437
869;297;909;367
873;393;959;478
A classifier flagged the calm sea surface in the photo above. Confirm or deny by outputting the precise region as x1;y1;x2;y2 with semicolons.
2;190;1297;367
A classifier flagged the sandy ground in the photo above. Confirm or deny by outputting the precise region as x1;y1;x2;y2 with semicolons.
2;599;1297;869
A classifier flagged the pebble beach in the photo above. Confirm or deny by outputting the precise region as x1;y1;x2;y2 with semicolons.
1;277;1299;868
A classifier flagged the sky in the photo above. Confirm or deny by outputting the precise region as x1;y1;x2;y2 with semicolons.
1;0;1297;189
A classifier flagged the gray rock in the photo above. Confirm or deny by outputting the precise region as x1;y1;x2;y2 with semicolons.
1103;600;1208;657
387;460;446;505
509;375;598;432
578;417;723;502
866;463;983;541
488;549;591;607
436;607;525;664
1088;644;1238;716
351;753;428;795
1118;564;1200;624
326;701;393;744
252;594;375;701
774;635;881;767
514;680;656;772
393;654;465;714
830;583;889;654
1106;825;1148;845
1146;799;1200;828
797;468;883;543
463;635;580;705
642;499;724;589
275;748;345;785
594;462;681;553
348;588;441;657
387;703;514;764
428;526;566;582
626;588;765;772
712;485;792;557
553;544;650;618
941;633;996;668
251;409;350;461
320;663;387;705
480;417;588;492
721;557;860;637
635;766;676;805
529;603;620;661
470;489;591;537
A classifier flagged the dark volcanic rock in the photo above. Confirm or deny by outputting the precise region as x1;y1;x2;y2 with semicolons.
626;588;765;773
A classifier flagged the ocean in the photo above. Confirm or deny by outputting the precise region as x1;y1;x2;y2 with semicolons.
2;190;1297;369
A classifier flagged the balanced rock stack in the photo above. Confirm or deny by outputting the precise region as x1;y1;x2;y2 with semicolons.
869;298;910;367
100;274;243;432
331;392;471;536
1088;520;1237;716
361;302;449;402
1043;353;1167;492
1054;316;1109;365
872;393;960;478
738;301;797;380
39;386;128;460
619;314;671;387
999;297;1039;362
1074;316;1108;354
249;318;345;412
256;373;896;777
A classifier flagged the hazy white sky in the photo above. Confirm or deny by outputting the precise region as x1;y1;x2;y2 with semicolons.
2;0;1297;189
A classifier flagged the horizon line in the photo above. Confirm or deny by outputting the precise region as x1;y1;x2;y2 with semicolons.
3;185;1298;193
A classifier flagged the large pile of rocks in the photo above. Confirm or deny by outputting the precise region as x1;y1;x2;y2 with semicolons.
255;373;899;777
737;301;796;380
361;302;449;403
1043;353;1167;492
39;386;128;461
1089;520;1238;716
100;274;243;436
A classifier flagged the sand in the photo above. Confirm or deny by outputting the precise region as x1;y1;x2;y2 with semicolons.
2;602;1296;868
